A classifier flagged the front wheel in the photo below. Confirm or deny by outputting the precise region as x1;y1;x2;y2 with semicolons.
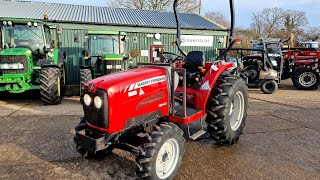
136;123;185;180
260;80;278;94
40;67;64;105
206;76;248;144
292;69;319;90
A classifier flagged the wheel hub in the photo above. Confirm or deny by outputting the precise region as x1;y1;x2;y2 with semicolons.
156;138;180;179
229;91;245;131
299;72;317;87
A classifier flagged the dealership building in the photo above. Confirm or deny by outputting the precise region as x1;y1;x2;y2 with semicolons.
0;0;228;87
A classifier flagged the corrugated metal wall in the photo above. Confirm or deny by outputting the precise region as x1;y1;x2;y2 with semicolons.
51;27;226;85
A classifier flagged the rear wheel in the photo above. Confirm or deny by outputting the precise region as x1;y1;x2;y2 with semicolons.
206;76;248;144
292;69;319;90
260;80;278;94
136;123;185;180
80;69;92;102
40;67;65;105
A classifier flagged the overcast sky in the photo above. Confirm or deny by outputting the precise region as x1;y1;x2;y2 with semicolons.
32;0;319;28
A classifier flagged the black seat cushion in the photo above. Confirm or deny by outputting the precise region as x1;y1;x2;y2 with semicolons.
183;51;205;80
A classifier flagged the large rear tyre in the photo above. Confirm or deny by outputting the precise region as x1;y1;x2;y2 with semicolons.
292;69;319;90
136;123;185;180
80;69;92;102
260;80;278;94
206;76;248;144
40;67;65;105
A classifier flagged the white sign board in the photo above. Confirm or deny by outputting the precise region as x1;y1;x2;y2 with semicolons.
181;35;214;47
141;50;149;57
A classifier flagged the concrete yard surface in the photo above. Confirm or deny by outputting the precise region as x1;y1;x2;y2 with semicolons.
0;80;319;180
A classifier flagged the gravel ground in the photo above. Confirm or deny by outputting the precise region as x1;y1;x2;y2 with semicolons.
0;79;319;180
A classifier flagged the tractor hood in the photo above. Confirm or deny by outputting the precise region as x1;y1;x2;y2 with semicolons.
86;67;167;96
0;48;31;56
102;53;123;61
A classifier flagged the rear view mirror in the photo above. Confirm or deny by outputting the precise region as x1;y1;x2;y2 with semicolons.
56;25;63;34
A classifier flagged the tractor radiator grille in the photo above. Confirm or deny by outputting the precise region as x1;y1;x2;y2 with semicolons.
0;55;28;74
83;89;109;129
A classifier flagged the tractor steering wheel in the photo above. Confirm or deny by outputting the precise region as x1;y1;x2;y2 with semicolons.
160;52;184;63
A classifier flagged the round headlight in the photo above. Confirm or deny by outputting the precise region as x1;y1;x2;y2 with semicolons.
7;21;12;26
27;22;32;26
83;94;92;106
94;96;103;109
3;21;7;26
34;22;38;27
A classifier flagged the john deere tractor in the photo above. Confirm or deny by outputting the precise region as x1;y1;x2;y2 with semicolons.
0;18;66;105
80;30;128;100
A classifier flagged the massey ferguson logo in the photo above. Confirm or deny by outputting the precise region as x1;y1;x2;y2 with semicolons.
88;83;95;91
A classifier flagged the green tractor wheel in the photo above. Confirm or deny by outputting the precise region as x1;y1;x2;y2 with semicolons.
80;69;92;102
40;67;65;105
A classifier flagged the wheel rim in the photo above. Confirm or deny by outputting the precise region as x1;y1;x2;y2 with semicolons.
57;76;61;97
229;91;245;131
156;138;180;179
299;72;317;87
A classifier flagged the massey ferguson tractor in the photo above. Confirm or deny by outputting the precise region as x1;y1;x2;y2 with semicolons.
74;0;248;179
282;49;320;90
80;30;128;101
0;18;66;105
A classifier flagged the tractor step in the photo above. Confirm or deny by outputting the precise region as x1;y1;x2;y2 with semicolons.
187;116;207;140
174;105;201;117
189;130;206;141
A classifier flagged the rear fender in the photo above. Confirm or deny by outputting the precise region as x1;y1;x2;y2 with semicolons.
195;62;233;110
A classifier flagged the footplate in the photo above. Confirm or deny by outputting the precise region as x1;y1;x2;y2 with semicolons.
75;129;106;152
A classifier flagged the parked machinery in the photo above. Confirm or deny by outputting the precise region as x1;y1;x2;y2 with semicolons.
0;18;66;105
223;39;283;94
80;30;128;99
74;0;248;179
283;49;320;90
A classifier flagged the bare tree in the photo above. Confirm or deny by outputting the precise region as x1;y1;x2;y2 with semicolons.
283;10;308;34
108;0;200;13
251;12;264;38
204;11;230;28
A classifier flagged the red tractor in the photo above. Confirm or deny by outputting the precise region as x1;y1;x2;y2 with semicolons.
282;49;320;90
74;0;248;179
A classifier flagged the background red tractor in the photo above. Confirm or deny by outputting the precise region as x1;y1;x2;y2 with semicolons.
74;0;248;179
282;49;320;90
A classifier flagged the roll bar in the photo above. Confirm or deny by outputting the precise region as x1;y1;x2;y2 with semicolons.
173;0;235;60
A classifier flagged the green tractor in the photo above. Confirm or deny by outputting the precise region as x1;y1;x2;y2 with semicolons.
80;30;128;99
0;18;66;105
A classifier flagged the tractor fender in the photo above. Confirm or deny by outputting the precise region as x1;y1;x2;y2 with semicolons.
195;62;234;110
41;50;65;68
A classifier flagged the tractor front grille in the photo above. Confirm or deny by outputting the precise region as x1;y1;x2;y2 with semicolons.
0;55;29;74
83;89;109;129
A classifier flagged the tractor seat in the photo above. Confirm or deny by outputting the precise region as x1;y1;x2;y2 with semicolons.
183;51;205;81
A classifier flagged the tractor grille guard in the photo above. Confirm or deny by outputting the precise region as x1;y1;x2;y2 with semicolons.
0;55;28;74
171;68;187;118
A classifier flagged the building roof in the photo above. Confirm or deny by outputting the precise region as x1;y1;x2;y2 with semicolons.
0;0;224;30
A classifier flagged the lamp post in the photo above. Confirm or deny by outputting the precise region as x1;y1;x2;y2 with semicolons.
199;0;202;14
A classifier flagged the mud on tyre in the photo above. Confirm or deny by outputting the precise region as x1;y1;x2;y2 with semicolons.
40;67;65;105
136;123;185;180
206;76;248;144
